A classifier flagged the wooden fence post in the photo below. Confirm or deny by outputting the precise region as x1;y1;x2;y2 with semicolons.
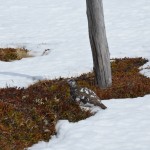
86;0;112;88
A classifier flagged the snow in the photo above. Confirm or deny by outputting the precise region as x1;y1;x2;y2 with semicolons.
0;0;150;149
29;95;150;150
0;0;150;87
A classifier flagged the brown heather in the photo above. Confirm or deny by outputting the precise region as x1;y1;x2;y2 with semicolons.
0;57;150;149
0;48;31;62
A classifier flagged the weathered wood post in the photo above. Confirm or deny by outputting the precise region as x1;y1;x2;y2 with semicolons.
86;0;112;88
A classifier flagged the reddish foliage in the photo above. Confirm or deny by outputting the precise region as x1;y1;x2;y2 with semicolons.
0;57;150;149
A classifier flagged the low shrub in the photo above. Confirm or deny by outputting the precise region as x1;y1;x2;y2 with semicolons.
0;48;31;62
0;57;150;149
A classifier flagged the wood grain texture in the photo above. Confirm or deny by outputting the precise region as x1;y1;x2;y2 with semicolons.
86;0;112;88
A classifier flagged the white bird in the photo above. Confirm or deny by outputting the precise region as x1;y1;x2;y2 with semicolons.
67;79;107;109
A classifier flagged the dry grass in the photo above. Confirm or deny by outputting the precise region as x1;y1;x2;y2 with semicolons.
0;48;31;62
0;57;150;150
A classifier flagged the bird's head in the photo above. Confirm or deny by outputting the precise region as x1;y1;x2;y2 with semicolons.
67;78;77;88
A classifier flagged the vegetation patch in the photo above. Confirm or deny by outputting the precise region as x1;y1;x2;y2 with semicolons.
0;57;150;149
77;57;150;99
0;48;31;62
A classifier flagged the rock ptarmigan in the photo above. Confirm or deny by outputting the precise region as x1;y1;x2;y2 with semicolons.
67;79;107;109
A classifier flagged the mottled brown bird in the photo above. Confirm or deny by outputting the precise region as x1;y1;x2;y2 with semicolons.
67;79;107;109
